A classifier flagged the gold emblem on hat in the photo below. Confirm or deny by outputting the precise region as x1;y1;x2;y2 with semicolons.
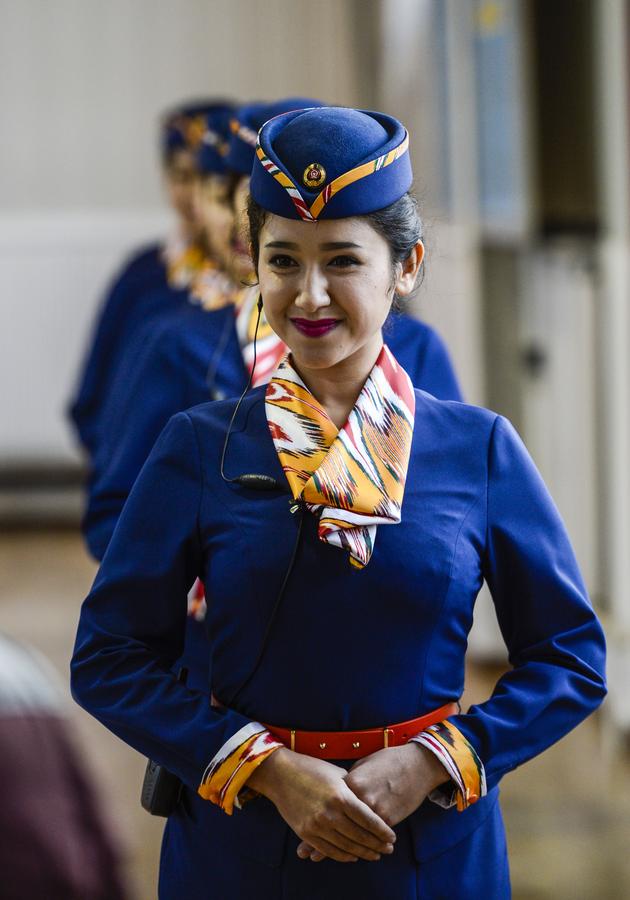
303;162;326;189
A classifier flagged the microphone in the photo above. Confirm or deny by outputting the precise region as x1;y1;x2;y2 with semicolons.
232;473;285;491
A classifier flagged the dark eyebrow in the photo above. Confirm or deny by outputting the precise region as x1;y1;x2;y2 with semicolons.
319;242;362;250
264;240;363;251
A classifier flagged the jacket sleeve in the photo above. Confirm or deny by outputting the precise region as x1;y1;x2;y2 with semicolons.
71;411;257;790
68;253;157;454
83;331;188;561
440;414;606;797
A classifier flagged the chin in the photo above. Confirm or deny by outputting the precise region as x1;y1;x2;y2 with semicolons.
288;345;347;371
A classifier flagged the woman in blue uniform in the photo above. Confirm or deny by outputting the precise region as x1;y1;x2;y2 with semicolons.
71;107;606;899
69;100;232;455
83;99;461;564
85;101;237;489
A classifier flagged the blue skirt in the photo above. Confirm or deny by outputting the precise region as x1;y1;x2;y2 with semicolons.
158;786;510;899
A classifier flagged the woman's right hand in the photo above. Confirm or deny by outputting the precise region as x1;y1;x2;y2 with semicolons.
247;747;396;863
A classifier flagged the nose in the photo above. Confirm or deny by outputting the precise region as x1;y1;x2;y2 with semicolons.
294;264;330;312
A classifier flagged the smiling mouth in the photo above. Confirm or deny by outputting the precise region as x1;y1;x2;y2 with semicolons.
290;318;341;338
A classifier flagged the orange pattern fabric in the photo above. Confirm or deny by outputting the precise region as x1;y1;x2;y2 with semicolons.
265;345;415;568
234;287;287;388
198;723;283;815
412;719;487;811
189;259;237;310
162;231;206;290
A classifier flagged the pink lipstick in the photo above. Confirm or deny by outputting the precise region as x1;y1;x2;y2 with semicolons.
290;318;341;338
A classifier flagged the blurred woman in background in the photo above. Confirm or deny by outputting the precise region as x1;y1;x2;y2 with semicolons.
68;99;232;456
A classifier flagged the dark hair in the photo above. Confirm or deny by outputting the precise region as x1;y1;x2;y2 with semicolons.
247;192;424;310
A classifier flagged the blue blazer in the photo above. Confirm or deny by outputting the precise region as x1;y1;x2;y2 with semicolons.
68;243;167;454
84;305;462;561
71;389;606;899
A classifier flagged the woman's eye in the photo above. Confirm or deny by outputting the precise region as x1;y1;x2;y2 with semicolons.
329;255;360;268
268;254;297;268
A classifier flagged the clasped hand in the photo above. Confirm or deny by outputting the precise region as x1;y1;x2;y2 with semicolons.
247;742;448;864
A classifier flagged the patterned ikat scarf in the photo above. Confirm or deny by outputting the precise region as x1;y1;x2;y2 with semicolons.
162;231;206;289
189;259;237;310
234;287;287;388
265;345;415;568
190;266;287;389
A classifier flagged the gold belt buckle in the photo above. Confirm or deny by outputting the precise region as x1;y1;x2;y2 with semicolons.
383;727;394;749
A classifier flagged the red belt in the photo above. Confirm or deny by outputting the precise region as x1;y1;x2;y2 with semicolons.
262;702;458;760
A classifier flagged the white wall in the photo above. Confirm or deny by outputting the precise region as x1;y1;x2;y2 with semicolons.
0;0;365;460
378;0;486;406
0;0;364;211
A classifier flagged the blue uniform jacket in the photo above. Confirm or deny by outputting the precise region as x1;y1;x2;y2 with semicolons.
85;305;462;562
68;244;167;454
71;389;606;899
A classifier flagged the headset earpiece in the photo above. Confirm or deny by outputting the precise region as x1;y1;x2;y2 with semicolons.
257;294;263;312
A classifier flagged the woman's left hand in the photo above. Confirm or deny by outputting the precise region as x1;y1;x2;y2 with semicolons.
296;743;449;862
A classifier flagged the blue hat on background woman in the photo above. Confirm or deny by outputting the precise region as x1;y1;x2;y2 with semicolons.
249;106;412;220
225;97;325;176
161;100;234;164
194;104;236;175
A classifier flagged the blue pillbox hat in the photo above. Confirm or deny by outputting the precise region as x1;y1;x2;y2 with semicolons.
195;104;236;175
225;97;325;176
161;100;234;170
249;107;412;220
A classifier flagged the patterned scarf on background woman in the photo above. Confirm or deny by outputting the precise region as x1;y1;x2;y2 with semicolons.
188;258;237;310
265;344;415;569
162;230;206;289
234;287;287;388
191;271;287;387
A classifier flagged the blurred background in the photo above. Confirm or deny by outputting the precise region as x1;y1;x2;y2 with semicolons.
1;0;629;897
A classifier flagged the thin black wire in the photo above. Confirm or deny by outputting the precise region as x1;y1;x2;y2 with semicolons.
205;309;236;400
219;296;262;484
218;292;304;708
226;503;305;709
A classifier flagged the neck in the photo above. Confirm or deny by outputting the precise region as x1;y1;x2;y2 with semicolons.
292;334;384;428
177;220;196;245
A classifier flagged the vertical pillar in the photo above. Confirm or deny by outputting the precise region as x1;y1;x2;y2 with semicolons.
594;0;630;730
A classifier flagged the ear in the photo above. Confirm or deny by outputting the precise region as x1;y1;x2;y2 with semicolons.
394;241;425;298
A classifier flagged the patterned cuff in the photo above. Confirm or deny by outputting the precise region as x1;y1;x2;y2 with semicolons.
410;719;487;812
187;577;207;622
198;722;283;815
